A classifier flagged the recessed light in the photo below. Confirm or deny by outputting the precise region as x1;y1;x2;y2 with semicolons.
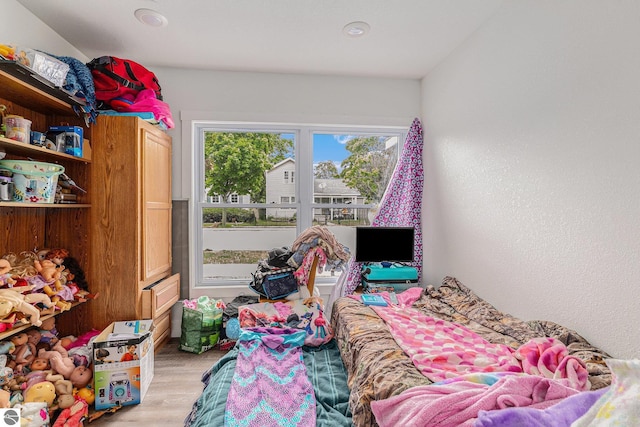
134;8;168;27
343;21;370;38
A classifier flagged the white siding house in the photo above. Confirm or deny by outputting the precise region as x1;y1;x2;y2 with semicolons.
265;158;365;221
266;158;296;219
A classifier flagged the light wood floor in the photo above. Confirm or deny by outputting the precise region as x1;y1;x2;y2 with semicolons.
88;339;225;426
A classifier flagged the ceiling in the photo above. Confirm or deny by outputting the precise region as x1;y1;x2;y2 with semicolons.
17;0;503;79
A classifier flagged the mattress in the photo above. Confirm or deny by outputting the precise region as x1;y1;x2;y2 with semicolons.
330;276;612;427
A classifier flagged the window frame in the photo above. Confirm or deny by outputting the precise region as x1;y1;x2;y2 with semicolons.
191;120;408;294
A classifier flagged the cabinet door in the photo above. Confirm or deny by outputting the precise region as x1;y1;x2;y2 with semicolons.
140;126;172;283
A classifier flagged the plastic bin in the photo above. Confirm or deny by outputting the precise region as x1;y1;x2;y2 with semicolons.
3;115;32;143
0;160;64;203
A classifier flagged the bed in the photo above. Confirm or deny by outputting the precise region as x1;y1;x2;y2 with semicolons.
184;275;612;427
331;276;613;427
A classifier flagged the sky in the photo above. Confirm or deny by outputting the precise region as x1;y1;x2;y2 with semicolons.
313;134;351;163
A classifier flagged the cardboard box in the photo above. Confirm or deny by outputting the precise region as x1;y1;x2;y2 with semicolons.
93;321;155;410
48;126;83;157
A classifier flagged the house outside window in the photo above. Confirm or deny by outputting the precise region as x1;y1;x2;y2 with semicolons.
193;123;406;289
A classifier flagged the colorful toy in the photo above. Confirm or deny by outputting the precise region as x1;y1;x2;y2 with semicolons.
52;396;88;427
24;380;56;406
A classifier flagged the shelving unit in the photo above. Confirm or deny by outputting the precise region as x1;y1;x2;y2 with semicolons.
0;61;91;339
0;301;84;342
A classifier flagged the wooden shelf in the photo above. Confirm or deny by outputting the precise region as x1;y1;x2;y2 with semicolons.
0;60;85;115
0;137;90;164
0;300;86;342
0;203;89;209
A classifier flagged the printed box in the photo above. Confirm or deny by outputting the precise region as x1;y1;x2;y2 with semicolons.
93;321;155;410
48;125;83;157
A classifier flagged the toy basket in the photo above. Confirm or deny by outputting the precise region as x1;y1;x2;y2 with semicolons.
0;160;64;203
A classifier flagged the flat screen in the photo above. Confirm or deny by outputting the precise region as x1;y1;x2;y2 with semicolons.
355;226;415;263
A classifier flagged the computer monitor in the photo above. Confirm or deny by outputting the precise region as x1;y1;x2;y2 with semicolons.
355;226;415;263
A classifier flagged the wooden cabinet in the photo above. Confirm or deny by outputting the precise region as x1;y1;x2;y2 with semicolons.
0;63;90;339
89;115;178;350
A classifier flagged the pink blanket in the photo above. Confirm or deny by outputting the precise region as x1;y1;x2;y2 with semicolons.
370;374;580;427
352;289;590;390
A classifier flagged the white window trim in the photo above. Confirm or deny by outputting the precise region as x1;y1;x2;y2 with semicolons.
183;114;409;298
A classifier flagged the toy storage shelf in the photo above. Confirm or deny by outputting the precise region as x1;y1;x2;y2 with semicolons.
0;56;92;340
0;300;85;342
0;136;91;164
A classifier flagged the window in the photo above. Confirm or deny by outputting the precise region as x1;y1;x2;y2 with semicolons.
193;123;406;290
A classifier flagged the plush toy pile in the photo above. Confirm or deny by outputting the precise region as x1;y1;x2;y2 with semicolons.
0;249;98;426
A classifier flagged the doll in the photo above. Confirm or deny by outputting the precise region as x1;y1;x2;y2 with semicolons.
69;366;92;389
38;316;59;349
29;357;50;372
0;299;19;332
0;259;16;288
33;259;72;312
0;287;54;327
10;332;36;373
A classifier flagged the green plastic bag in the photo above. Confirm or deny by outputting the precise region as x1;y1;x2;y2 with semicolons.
179;305;223;354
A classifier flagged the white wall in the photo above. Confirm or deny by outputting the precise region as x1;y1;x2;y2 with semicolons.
152;66;421;199
422;0;640;359
0;1;87;60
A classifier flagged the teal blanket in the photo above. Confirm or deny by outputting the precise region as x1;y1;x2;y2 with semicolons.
185;339;352;427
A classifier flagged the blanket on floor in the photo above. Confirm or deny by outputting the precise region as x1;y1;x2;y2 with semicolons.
224;328;315;427
184;339;351;427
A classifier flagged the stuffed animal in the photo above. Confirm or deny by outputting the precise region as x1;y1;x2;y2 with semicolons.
14;401;49;427
52;396;88;427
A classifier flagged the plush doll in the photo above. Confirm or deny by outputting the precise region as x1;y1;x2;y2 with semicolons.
52;395;88;427
14;402;50;427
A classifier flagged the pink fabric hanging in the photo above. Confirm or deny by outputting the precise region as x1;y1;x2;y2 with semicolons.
341;117;424;296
